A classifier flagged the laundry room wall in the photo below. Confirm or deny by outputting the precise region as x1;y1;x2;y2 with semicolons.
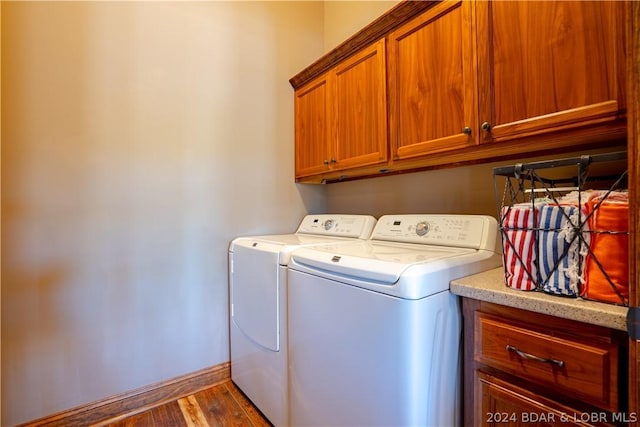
323;1;399;50
325;165;500;217
1;2;325;425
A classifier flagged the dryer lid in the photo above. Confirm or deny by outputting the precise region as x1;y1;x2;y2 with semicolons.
231;234;347;251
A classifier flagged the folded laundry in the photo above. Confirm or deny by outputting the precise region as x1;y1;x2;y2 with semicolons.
501;204;538;291
538;204;588;296
582;191;629;305
494;152;628;305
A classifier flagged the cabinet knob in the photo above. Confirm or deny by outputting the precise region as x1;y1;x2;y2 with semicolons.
323;159;329;165
330;158;337;163
481;122;492;132
462;126;472;135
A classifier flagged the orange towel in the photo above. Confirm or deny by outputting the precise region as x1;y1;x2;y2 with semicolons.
582;196;629;305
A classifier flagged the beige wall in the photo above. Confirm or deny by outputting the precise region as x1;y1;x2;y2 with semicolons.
1;2;325;425
323;1;399;51
325;164;500;217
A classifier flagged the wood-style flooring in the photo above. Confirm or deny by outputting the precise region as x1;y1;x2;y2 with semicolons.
94;380;272;427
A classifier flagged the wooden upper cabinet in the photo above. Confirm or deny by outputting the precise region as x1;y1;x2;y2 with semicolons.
388;0;477;161
292;0;628;182
294;39;387;179
476;0;626;143
333;39;388;171
294;74;331;178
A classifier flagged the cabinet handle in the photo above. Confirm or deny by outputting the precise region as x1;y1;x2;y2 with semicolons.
462;126;472;135
481;122;492;132
505;345;565;368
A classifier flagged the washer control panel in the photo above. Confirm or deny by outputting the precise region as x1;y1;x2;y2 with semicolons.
372;214;498;250
296;215;377;239
415;221;429;236
323;219;335;231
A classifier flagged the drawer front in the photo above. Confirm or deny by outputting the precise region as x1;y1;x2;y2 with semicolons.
474;312;618;411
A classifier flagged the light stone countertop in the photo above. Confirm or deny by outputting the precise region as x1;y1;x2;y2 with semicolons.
450;267;629;331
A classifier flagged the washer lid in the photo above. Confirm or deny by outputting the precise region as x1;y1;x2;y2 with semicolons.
289;241;501;299
289;241;475;284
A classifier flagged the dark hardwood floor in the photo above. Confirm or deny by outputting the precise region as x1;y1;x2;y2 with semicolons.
93;380;272;427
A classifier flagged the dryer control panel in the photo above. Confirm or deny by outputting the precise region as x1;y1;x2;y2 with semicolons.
296;215;377;239
372;214;499;251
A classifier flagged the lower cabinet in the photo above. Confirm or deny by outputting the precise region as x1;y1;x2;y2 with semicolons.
463;299;629;427
478;372;605;427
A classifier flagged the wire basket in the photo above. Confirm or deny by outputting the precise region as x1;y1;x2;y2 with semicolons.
493;151;629;306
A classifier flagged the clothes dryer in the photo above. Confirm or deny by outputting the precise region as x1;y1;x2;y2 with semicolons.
287;214;501;426
228;214;376;427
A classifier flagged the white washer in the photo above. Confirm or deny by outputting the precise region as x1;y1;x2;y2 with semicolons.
229;214;376;427
287;214;501;427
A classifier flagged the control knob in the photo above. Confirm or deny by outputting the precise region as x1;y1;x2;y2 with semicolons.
323;219;335;231
415;221;430;236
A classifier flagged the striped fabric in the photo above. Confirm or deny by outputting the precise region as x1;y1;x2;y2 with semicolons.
537;205;588;296
501;205;538;291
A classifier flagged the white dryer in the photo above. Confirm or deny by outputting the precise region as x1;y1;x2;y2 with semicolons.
228;214;376;427
287;214;501;427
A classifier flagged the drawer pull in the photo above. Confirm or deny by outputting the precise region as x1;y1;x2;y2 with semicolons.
506;345;565;368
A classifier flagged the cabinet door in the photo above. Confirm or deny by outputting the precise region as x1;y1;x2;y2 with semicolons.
294;74;331;178
476;0;626;143
332;39;388;170
388;0;477;160
477;372;601;427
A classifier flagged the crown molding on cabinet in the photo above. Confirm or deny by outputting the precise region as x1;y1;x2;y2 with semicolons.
289;0;437;90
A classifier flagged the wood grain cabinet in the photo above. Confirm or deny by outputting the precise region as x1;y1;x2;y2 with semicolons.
463;299;629;427
477;373;603;427
294;73;331;177
387;0;626;161
294;39;388;179
475;0;626;144
388;0;477;160
291;0;627;181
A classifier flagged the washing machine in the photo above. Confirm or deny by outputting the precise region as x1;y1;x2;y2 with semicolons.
287;214;501;427
228;214;376;427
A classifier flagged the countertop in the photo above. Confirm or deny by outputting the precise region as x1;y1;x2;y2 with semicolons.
450;267;629;331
